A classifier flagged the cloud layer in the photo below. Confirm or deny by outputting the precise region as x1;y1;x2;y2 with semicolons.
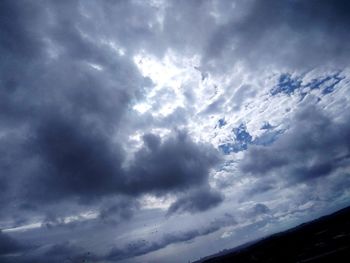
1;0;350;262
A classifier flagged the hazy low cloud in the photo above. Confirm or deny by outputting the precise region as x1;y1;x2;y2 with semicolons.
107;213;236;261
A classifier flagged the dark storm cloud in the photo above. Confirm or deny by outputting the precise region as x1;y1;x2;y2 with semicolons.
0;231;28;257
240;106;350;183
126;132;221;195
27;116;125;202
0;0;223;233
204;0;350;71
0;0;43;59
25;127;220;204
167;186;223;215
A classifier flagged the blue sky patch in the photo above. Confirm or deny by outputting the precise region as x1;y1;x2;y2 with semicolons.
271;72;344;97
233;123;252;144
218;118;227;128
218;124;252;154
270;73;302;96
304;72;344;95
261;122;273;130
219;123;284;154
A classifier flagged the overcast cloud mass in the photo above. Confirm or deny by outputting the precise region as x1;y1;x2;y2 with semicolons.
1;0;350;262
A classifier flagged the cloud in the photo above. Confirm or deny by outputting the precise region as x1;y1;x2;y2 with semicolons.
107;213;236;261
126;131;221;195
245;204;271;219
240;106;350;183
167;187;224;215
27;115;125;202
4;122;220;221
0;231;28;256
230;84;257;111
204;0;350;71
8;221;236;263
98;198;140;225
0;0;44;59
0;0;224;227
0;241;98;263
1;1;350;262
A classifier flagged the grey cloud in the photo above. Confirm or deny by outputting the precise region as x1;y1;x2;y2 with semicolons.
126;131;221;195
226;204;273;230
0;0;44;59
230;84;257;111
27;115;125;203
204;0;350;71
16;124;220;214
240;106;350;183
98;198;140;225
161;0;218;55
158;107;189;127
201;96;226;115
0;0;223;231
2;0;349;262
247;204;271;218
0;231;28;257
107;213;236;261
243;179;276;200
142;133;162;151
167;187;224;215
240;147;288;175
0;241;98;263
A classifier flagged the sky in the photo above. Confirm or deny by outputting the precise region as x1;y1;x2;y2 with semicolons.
0;0;350;262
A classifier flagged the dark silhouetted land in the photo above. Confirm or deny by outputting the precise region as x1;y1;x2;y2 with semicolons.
196;206;350;263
